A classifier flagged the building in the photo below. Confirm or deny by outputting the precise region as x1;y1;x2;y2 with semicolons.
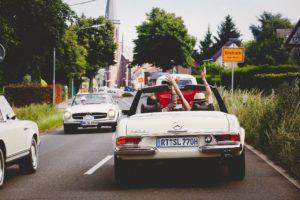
104;0;130;88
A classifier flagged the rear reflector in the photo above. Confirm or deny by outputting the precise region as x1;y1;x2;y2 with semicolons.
116;137;142;145
214;134;240;142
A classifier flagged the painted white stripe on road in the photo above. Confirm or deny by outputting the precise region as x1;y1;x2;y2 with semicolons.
84;155;113;175
246;144;300;189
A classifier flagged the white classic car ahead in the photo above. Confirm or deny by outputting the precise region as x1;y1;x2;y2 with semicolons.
113;84;245;183
0;96;40;188
63;93;121;133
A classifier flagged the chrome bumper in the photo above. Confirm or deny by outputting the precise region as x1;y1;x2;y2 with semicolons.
115;146;157;155
200;142;242;153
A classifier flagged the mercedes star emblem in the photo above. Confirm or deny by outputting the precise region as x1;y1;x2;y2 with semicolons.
172;122;183;131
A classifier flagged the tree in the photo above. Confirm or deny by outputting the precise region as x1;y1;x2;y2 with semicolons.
244;12;293;65
54;29;87;86
0;0;74;85
132;8;196;71
76;16;116;92
213;15;241;50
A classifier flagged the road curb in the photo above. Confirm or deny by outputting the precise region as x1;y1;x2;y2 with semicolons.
245;144;300;189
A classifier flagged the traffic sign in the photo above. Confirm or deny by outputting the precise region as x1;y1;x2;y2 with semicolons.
222;47;245;63
138;76;144;83
0;44;5;62
285;20;300;47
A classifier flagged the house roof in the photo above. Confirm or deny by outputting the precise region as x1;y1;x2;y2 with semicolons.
211;38;241;61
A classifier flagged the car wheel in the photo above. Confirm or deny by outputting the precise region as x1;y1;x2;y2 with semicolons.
111;125;116;132
64;124;76;134
114;156;128;185
19;138;38;174
0;148;5;187
228;149;245;180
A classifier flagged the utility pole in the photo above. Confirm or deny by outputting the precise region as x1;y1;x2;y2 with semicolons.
53;48;56;105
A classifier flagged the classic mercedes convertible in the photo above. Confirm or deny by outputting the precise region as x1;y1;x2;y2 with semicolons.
113;84;245;183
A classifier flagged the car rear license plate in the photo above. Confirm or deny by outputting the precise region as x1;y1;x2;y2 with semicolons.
156;137;199;147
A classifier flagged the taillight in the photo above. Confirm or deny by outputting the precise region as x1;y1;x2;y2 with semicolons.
214;134;240;142
116;137;142;145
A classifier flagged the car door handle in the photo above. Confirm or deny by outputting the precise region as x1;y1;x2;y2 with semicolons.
24;127;28;131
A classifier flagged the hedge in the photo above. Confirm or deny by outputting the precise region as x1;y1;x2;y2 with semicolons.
4;84;64;107
221;64;300;90
194;75;221;86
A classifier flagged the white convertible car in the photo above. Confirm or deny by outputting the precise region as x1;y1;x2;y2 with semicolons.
0;96;40;187
113;84;245;183
63;93;121;133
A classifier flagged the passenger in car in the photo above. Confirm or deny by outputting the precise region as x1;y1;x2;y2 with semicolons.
191;67;214;111
163;74;191;111
141;95;162;113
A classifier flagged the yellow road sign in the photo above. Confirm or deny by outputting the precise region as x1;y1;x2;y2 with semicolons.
222;47;245;63
138;76;144;83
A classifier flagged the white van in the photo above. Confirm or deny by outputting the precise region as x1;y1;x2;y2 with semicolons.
156;74;197;89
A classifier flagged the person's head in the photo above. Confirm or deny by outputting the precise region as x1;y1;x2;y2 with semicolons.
147;95;158;105
194;92;206;105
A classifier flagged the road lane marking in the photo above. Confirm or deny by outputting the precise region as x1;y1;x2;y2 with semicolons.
84;155;113;175
246;144;300;189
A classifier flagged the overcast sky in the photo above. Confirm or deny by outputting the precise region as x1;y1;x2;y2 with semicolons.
64;0;299;57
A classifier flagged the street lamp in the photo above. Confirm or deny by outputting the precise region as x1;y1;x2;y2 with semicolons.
76;24;104;33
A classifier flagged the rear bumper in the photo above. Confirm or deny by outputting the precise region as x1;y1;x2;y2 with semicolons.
114;142;243;159
200;142;242;153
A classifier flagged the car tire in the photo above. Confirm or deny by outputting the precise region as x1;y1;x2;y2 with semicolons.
19;138;38;174
111;125;116;132
0;148;5;187
64;124;76;134
228;149;245;180
114;156;128;185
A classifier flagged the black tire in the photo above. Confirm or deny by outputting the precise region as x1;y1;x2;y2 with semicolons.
228;149;245;180
114;156;128;185
64;124;76;134
0;148;5;188
111;125;116;132
19;138;38;174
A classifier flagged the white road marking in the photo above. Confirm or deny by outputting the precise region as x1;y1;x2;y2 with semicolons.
84;155;113;175
246;144;300;189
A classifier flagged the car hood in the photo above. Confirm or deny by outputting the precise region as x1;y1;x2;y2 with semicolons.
67;104;116;113
126;111;233;136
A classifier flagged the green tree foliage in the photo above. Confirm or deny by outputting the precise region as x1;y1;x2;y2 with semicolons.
0;0;74;85
213;15;241;50
244;12;292;65
75;15;116;92
132;8;196;71
55;29;87;85
194;27;215;63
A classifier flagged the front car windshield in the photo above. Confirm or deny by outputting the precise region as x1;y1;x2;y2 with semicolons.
72;94;113;105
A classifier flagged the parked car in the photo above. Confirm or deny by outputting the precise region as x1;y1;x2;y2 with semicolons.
113;84;245;184
0;96;40;188
124;86;135;92
63;93;121;133
107;88;124;98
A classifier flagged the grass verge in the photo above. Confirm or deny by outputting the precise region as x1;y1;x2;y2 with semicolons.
13;103;63;132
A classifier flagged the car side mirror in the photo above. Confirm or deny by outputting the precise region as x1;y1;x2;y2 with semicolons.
122;110;130;115
7;113;16;120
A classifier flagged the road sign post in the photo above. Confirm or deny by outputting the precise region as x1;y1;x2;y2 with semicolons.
222;47;245;96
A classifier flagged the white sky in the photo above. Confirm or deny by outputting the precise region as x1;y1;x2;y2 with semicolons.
64;0;299;57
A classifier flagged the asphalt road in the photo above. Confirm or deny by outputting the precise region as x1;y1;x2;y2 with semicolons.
0;98;299;200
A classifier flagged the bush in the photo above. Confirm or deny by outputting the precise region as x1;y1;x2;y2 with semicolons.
221;64;299;90
194;75;221;86
122;92;133;97
223;79;300;178
4;84;64;107
13;104;63;132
